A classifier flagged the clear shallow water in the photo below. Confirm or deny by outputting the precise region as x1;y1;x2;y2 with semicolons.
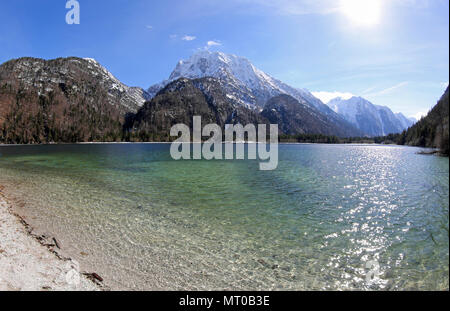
0;144;448;290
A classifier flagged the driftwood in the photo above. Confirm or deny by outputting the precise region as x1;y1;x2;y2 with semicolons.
52;237;61;249
1;194;106;289
83;272;104;283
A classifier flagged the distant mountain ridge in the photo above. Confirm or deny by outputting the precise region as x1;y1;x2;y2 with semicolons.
147;50;361;137
327;96;416;136
395;112;416;130
0;56;361;143
261;94;357;137
131;80;360;139
0;55;419;143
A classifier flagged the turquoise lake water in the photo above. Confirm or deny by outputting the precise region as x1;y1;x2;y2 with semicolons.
0;143;448;290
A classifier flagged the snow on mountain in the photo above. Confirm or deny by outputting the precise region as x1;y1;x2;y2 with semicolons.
147;50;360;135
149;50;276;108
83;58;151;111
327;96;415;136
395;112;416;130
149;51;331;109
1;56;149;113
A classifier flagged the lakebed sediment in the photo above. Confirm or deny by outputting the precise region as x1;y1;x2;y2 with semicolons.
0;143;448;291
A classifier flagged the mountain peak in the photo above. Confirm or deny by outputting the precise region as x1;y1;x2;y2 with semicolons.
150;51;315;108
83;57;98;64
349;96;369;102
168;50;261;86
327;96;415;136
146;50;361;136
189;49;250;63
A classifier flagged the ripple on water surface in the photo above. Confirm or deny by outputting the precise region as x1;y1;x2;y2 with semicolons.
0;144;448;290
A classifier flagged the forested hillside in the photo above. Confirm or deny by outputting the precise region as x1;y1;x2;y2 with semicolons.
398;87;449;155
0;57;146;144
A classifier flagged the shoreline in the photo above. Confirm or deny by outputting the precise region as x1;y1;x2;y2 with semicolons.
0;141;429;146
0;191;104;291
1;142;440;155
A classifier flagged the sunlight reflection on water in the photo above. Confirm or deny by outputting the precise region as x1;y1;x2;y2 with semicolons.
0;144;448;290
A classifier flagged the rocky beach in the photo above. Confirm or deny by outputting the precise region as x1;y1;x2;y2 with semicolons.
0;191;101;291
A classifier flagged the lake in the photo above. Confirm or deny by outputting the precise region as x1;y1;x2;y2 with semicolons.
0;143;448;290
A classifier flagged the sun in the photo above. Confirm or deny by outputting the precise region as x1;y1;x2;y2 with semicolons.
340;0;382;27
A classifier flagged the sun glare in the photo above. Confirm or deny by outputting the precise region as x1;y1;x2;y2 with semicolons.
340;0;382;27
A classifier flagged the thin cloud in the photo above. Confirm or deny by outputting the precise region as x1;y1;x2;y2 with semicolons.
312;91;355;104
364;82;409;97
145;25;153;30
360;86;378;95
182;35;197;41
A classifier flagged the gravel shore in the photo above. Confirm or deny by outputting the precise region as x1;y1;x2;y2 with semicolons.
0;194;101;291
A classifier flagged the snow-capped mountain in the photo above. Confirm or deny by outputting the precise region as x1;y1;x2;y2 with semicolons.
147;50;360;136
327;96;416;136
149;50;276;107
395;112;417;130
83;58;151;112
148;50;326;110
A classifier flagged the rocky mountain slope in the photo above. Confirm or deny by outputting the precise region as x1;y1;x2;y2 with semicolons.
0;57;149;143
327;96;416;136
395;112;416;130
261;94;359;136
128;77;267;141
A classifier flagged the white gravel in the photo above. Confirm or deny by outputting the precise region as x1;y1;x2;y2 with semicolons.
0;196;100;291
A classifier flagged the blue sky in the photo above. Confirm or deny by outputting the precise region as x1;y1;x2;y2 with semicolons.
0;0;448;119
